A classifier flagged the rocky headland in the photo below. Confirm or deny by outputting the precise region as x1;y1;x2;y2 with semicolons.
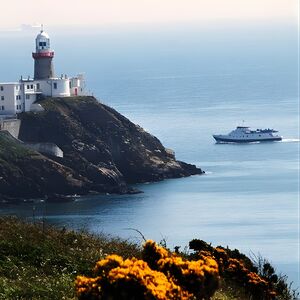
0;96;203;201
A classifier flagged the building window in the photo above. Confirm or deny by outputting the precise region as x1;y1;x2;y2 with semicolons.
1;96;4;101
26;94;30;100
27;85;30;89
37;83;40;90
1;106;4;110
53;82;57;89
0;86;3;91
31;84;33;89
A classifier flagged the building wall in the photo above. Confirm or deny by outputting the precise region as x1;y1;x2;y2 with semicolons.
1;82;41;115
21;81;38;112
70;75;86;96
36;78;70;97
0;83;18;115
24;93;37;112
15;84;24;114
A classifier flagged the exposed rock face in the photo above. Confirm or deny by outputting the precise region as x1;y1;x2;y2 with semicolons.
0;131;89;200
1;96;203;200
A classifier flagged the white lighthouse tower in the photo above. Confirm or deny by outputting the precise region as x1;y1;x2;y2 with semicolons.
32;28;55;79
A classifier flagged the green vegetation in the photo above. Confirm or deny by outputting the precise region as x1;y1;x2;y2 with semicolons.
0;217;296;299
0;217;139;299
37;96;96;108
0;131;35;161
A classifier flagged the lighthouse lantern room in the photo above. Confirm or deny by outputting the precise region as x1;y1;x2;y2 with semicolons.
36;30;51;52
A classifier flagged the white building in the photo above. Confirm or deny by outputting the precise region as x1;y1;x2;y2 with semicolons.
0;29;86;117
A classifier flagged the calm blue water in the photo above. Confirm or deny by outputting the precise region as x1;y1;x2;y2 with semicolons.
0;23;299;286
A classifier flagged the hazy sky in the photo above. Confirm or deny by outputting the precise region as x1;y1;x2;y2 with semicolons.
1;0;298;29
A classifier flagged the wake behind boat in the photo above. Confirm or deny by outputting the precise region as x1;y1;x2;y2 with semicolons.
213;126;282;143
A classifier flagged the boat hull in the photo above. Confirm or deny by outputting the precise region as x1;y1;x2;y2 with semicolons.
213;135;282;143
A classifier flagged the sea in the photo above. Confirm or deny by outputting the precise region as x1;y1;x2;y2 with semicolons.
0;21;299;287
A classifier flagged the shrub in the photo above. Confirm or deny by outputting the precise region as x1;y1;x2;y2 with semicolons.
189;239;284;300
142;240;219;299
76;240;220;300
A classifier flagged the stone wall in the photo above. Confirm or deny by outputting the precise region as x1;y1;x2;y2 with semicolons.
24;143;63;158
0;119;21;138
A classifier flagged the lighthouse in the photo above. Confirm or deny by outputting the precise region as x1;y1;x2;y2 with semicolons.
32;29;55;79
1;28;87;116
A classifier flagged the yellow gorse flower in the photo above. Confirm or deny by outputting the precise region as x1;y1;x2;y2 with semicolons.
76;240;220;299
75;239;280;299
106;257;190;300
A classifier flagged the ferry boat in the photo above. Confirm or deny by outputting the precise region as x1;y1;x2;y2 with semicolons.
213;126;282;143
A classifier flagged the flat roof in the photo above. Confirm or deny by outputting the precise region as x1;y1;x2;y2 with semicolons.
0;82;20;85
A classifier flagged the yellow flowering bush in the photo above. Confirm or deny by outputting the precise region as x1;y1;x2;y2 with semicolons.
189;239;278;300
76;276;102;299
75;238;285;299
142;240;219;299
76;255;190;300
75;240;220;300
223;258;276;299
142;240;170;270
157;256;219;299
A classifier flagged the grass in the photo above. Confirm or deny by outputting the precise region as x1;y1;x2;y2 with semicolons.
0;132;34;161
35;96;96;110
0;217;140;300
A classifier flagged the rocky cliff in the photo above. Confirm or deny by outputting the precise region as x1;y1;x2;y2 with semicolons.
1;96;203;201
0;131;89;200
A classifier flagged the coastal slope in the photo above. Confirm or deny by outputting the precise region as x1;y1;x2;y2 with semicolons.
1;96;202;200
0;131;89;200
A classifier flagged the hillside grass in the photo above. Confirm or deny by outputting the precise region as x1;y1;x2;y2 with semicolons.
0;217;140;300
0;132;34;161
36;96;96;111
0;217;295;299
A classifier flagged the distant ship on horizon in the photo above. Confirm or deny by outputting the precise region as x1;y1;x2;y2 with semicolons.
213;126;282;143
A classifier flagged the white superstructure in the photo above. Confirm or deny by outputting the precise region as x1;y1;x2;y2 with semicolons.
0;28;86;117
213;126;282;143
